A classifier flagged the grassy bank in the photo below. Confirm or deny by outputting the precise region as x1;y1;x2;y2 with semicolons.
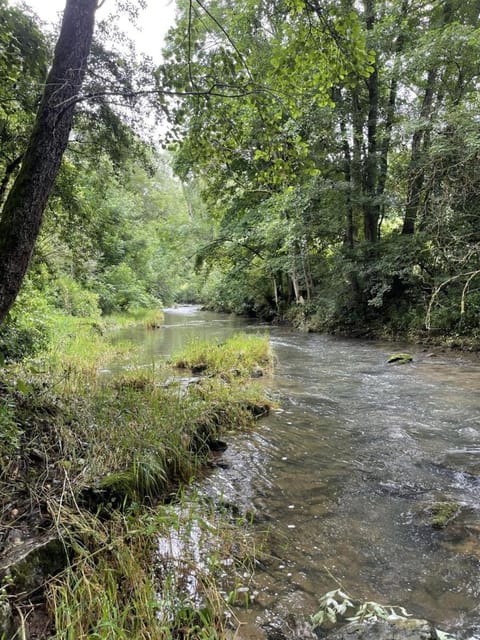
0;314;272;638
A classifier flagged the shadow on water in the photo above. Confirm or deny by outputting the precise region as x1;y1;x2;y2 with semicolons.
121;306;480;638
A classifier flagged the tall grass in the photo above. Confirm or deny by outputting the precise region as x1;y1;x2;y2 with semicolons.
49;508;163;640
48;495;259;640
1;317;272;639
173;333;271;378
102;308;164;330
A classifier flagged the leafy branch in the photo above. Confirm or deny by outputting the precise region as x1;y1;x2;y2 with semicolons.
311;588;412;629
425;269;480;330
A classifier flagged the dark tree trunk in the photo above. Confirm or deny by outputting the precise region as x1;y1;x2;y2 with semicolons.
377;0;408;213
402;67;437;235
363;0;380;242
0;156;22;209
340;117;355;250
0;0;97;324
351;87;363;234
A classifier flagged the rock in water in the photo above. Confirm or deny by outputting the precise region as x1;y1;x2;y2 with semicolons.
326;618;442;640
387;353;413;364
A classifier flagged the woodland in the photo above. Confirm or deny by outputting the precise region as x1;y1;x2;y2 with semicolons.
0;0;479;358
0;1;479;637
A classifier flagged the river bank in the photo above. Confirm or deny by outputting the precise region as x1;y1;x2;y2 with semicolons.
202;298;480;354
282;305;480;353
0;311;272;638
2;306;480;639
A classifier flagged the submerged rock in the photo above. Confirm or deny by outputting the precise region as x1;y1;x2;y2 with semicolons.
207;438;228;452
324;618;440;640
414;500;461;529
262;613;317;640
245;402;270;419
440;521;480;559
428;501;460;529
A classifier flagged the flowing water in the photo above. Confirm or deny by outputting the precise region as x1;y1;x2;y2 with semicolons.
121;306;480;638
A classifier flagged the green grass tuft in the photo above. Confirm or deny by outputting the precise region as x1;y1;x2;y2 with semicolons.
1;315;273;639
172;333;271;379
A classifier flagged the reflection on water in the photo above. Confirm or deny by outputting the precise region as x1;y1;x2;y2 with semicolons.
123;306;480;638
114;306;267;363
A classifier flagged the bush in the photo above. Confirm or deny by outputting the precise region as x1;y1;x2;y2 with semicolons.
0;279;53;361
52;276;101;318
97;264;159;314
201;267;277;318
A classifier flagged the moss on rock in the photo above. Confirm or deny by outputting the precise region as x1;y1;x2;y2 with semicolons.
388;353;413;364
429;501;460;529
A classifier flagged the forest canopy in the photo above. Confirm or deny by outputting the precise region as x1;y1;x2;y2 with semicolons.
0;0;479;359
160;0;480;342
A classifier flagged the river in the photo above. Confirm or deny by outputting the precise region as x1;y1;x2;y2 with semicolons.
120;305;480;638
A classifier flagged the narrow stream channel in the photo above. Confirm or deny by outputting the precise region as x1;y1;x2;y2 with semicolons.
120;306;480;638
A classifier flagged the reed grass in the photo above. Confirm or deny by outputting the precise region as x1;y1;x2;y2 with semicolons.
1;317;272;639
172;333;271;379
48;507;164;640
102;308;164;330
47;494;259;640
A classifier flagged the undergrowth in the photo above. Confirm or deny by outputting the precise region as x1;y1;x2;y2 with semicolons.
0;317;272;639
48;498;257;640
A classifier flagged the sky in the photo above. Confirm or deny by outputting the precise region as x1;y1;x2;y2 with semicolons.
16;0;177;63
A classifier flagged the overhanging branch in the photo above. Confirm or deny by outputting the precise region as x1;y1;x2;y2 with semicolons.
64;81;283;108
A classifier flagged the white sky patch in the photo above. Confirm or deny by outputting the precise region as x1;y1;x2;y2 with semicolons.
14;0;177;63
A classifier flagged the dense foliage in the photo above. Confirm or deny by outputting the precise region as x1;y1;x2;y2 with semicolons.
0;0;479;358
160;0;480;343
0;0;210;359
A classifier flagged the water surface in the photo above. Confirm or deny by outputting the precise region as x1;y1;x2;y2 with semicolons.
123;306;480;637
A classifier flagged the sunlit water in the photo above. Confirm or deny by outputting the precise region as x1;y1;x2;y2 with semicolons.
119;306;480;638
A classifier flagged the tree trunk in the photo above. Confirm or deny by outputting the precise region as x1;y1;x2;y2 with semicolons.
351;87;363;236
290;269;301;303
0;0;97;324
377;0;408;211
0;156;22;209
402;67;437;235
363;0;380;242
273;276;279;312
340;116;355;250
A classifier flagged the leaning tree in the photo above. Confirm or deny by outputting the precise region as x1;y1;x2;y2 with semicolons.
0;0;97;323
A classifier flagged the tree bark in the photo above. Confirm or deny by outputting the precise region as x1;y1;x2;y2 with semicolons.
0;156;22;209
0;0;97;323
402;66;437;235
363;0;380;242
351;87;363;237
340;116;355;250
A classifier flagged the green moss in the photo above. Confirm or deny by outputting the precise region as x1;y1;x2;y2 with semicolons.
429;501;460;529
387;352;413;364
